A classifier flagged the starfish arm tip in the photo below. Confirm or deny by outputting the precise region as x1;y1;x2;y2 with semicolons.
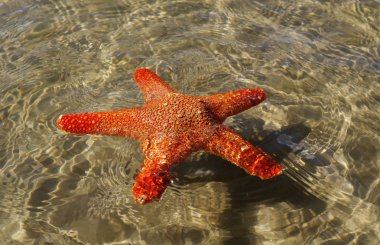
56;114;70;131
133;67;149;80
241;88;267;105
55;113;101;135
251;158;284;180
202;88;267;121
56;114;63;128
133;68;177;102
132;170;173;205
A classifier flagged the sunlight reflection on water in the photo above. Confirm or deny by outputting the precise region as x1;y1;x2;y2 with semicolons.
0;0;379;244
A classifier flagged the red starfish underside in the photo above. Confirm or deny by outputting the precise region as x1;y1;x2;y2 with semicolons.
57;68;283;204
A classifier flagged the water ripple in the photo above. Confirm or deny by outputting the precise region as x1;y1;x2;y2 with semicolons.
0;0;379;244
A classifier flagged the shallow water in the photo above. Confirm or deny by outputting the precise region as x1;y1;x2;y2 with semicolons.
0;0;379;244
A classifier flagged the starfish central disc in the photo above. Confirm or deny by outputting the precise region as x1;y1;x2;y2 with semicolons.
57;68;283;204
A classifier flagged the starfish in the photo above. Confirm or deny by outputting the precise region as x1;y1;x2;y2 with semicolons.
57;68;283;204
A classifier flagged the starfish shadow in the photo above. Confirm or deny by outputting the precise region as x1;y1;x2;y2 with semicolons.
172;122;327;244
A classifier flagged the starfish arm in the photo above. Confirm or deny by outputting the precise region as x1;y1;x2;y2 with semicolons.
132;136;192;204
205;126;283;179
56;108;145;141
132;158;173;205
134;68;178;102
202;88;266;121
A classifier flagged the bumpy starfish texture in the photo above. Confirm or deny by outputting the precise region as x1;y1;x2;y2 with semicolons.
57;68;283;204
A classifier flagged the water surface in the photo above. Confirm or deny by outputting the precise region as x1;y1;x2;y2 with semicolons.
0;0;379;244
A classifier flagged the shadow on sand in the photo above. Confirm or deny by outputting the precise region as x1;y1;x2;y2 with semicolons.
173;121;326;244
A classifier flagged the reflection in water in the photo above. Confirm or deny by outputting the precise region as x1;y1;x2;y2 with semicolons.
0;0;379;244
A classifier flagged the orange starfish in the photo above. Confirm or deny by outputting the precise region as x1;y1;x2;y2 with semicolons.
57;68;283;204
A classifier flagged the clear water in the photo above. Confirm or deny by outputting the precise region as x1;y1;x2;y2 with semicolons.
0;0;379;244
